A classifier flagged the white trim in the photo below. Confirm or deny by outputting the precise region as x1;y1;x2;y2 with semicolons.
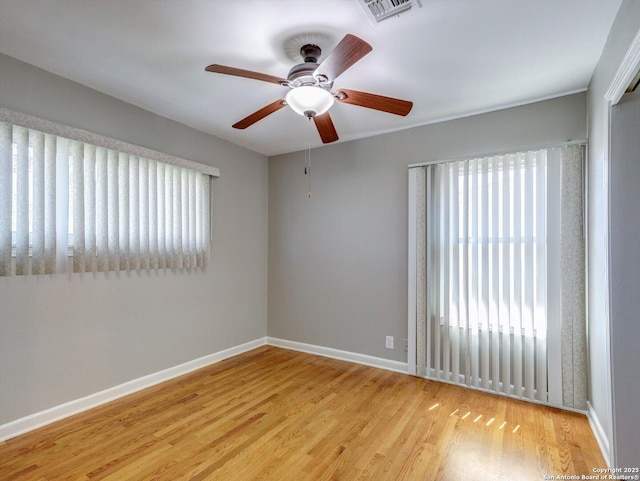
0;107;220;178
599;99;616;467
0;337;266;442
1;335;600;445
267;337;408;374
601;23;640;468
605;28;640;105
546;149;563;405
587;401;611;466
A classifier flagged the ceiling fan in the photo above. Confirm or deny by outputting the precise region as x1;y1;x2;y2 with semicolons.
205;34;413;144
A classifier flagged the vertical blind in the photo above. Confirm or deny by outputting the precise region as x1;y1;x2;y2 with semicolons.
69;141;210;273
0;125;58;275
408;145;586;408
0;116;213;277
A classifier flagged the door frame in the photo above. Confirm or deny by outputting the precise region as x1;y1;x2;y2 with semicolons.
601;26;640;467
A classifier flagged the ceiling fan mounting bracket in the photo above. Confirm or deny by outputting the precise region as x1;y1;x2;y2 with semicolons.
334;91;348;101
300;44;321;63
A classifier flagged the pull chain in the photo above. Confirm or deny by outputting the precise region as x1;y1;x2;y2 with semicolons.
306;142;311;198
304;117;312;199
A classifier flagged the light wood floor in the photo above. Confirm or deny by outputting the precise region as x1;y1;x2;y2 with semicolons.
1;346;605;480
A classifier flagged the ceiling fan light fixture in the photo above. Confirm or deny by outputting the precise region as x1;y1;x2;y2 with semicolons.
285;86;334;118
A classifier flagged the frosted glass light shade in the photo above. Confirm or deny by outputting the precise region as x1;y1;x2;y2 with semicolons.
285;86;334;117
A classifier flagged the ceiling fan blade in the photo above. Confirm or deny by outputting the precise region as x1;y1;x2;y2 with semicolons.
313;34;372;82
232;99;287;129
205;64;287;85
334;89;413;116
313;112;339;144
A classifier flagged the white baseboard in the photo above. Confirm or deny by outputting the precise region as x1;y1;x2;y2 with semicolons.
0;337;267;442
586;401;611;465
267;337;408;374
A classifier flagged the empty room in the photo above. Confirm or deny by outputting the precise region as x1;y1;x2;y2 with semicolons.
1;0;639;479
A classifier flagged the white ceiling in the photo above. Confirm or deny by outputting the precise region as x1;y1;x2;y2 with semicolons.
0;0;622;156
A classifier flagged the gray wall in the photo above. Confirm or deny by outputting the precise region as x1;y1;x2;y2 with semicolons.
586;0;640;463
0;54;269;424
268;93;587;362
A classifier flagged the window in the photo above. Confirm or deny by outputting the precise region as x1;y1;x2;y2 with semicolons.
409;144;587;407
0;109;219;277
432;153;547;338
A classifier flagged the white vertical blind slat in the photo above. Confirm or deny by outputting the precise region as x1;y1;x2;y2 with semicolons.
15;126;29;275
470;158;480;387
118;152;130;271
435;166;444;379
96;147;108;272
432;166;442;378
157;162;166;269
55;138;68;273
72;141;85;272
523;152;536;399
490;156;501;390
149;160;158;270
501;155;512;395
512;154;523;397
83;144;96;273
202;174;210;266
173;166;182;269
536;151;548;402
139;157;150;271
415;167;426;378
195;170;203;267
44;134;57;274
107;149;119;271
189;170;197;268
480;156;490;390
461;160;470;384
181;169;189;268
165;165;174;269
31;130;45;275
0;123;12;275
129;155;140;271
449;162;459;383
425;167;432;379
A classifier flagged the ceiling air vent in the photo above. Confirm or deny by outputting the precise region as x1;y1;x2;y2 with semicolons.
357;0;422;25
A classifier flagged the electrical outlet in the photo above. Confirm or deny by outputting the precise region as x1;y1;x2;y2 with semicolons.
385;336;394;349
403;338;409;352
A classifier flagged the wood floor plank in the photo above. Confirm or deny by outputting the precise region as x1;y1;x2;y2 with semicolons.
0;346;606;480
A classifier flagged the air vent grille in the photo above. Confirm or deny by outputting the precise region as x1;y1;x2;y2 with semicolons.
357;0;422;24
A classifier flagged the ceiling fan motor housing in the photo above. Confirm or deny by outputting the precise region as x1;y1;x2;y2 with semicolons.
300;44;321;63
287;44;332;89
